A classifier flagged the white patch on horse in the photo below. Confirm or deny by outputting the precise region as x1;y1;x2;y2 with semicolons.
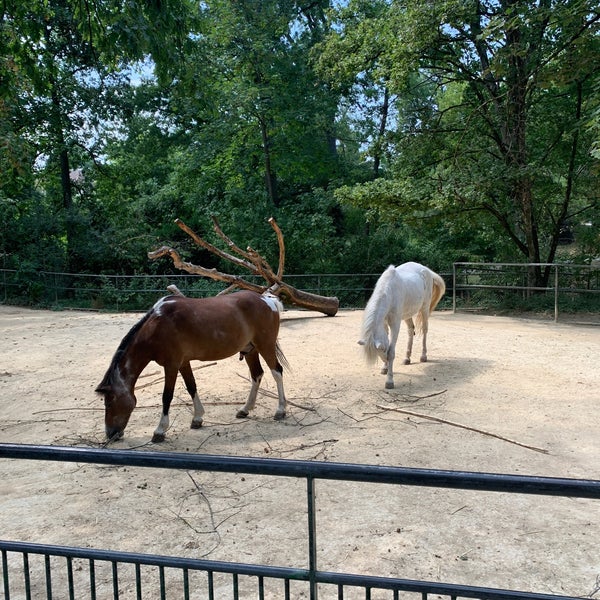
152;296;176;317
261;293;283;313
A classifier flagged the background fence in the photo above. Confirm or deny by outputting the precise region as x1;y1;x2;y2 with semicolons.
2;444;599;600
452;262;599;321
0;263;598;319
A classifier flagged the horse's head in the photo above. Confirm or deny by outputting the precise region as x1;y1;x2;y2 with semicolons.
374;339;389;363
357;336;389;364
96;382;137;441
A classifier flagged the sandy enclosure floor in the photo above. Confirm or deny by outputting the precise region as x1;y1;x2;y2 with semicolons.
0;304;599;598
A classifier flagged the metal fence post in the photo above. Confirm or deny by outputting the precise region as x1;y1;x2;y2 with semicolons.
452;263;457;314
307;476;318;600
554;265;559;323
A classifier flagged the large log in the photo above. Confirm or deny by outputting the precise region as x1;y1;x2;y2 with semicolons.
276;282;339;317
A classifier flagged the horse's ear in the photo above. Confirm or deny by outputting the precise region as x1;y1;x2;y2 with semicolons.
357;339;365;346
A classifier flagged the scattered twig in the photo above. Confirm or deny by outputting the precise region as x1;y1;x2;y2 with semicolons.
0;418;67;430
186;472;219;534
401;389;448;402
136;363;217;390
278;439;339;455
375;404;549;454
235;373;316;411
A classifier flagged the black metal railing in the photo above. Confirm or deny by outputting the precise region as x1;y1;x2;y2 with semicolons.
1;444;599;600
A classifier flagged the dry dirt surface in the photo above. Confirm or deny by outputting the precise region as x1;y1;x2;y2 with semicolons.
0;303;599;599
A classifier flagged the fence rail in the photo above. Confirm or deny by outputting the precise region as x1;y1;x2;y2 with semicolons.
1;444;599;600
452;262;599;321
0;263;598;317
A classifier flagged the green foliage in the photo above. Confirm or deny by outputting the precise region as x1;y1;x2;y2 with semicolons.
2;0;599;297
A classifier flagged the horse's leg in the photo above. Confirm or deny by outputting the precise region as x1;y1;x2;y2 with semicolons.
403;318;416;365
420;312;429;362
385;319;401;389
152;365;178;443
380;323;389;374
269;364;286;420
236;351;264;419
179;361;204;429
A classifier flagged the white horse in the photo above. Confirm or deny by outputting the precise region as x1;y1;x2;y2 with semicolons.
359;262;446;389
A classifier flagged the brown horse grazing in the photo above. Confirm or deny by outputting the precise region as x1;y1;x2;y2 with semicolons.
96;291;289;443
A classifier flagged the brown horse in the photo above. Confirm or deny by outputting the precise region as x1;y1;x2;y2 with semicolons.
96;291;289;442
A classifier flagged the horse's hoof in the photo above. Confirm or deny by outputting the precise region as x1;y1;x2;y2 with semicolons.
420;356;427;363
380;368;388;375
151;432;165;443
236;410;249;419
403;359;411;365
190;419;203;429
106;430;124;442
385;381;395;389
273;411;286;421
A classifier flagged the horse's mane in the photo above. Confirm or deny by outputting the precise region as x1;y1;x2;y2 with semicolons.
360;265;396;364
96;309;154;392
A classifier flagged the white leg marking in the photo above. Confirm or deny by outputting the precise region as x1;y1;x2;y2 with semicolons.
152;413;169;442
191;392;205;428
237;374;263;417
271;369;286;420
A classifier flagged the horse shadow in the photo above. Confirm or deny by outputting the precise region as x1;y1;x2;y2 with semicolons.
376;355;492;407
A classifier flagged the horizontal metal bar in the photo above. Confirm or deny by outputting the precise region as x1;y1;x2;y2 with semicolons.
454;262;595;269
0;540;307;581
317;570;580;600
1;444;599;499
0;540;582;600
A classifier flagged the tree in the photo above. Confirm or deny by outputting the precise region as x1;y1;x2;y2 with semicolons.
0;0;196;271
165;0;340;207
319;0;600;284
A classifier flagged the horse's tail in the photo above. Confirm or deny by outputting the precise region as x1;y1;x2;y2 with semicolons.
429;271;446;312
414;269;446;334
276;341;292;372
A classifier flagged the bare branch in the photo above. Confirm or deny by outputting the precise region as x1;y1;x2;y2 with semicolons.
148;218;339;315
375;404;549;454
269;217;285;279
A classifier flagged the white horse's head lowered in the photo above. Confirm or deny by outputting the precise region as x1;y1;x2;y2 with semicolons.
358;335;389;365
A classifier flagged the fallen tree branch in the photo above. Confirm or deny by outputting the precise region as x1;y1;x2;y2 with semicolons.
148;217;339;315
375;404;549;454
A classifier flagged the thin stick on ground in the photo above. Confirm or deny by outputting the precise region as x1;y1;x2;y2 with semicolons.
235;373;316;411
375;404;549;454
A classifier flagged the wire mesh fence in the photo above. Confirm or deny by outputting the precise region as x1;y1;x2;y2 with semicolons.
0;264;598;318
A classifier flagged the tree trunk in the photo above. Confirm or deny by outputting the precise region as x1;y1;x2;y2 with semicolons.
259;115;279;206
276;283;339;316
503;13;542;288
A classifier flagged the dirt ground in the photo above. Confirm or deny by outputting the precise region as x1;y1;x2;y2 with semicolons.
0;303;599;599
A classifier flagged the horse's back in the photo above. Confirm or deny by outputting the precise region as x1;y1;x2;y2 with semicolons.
146;291;281;362
390;263;429;315
395;262;445;316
